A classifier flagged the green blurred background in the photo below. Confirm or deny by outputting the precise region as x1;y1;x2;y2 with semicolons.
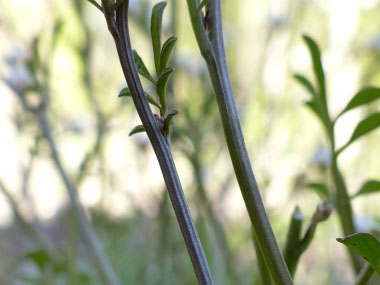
0;0;380;284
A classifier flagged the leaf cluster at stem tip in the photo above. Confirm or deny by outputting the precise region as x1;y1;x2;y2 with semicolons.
117;1;179;138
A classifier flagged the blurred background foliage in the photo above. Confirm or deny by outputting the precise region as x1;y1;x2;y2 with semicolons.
0;0;380;284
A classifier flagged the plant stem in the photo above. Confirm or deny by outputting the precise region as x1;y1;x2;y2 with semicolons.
354;264;374;285
12;89;121;285
38;113;121;285
329;124;362;272
252;227;272;285
283;206;303;277
101;1;213;283
185;1;292;284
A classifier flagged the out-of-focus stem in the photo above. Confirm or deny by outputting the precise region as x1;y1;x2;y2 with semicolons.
354;264;374;285
185;1;292;284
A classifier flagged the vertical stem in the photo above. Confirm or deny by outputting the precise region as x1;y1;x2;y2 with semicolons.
252;228;272;285
329;124;362;272
38;114;121;285
185;1;292;284
101;1;213;283
283;206;303;277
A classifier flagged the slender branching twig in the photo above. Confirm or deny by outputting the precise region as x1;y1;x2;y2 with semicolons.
100;0;213;283
185;1;292;283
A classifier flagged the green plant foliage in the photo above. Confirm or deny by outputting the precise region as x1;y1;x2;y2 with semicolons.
304;100;323;123
341;112;380;152
24;250;50;271
129;125;146;136
337;233;380;276
156;67;174;111
294;74;317;98
338;87;380;118
307;183;330;200
151;1;167;74
159;36;177;74
302;35;326;105
352;180;380;198
118;87;160;109
164;108;179;136
133;50;155;84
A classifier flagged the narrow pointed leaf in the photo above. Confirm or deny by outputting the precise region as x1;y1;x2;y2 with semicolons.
294;74;316;98
151;1;167;74
348;112;380;146
304;100;320;117
133;50;155;84
118;87;160;109
307;183;329;199
352;180;380;198
337;233;380;276
118;87;132;97
156;67;173;110
164;109;179;136
302;35;326;104
159;36;177;74
338;87;380;118
129;125;145;136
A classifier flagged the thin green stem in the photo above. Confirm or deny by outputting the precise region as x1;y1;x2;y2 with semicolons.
283;206;303;278
101;1;213;283
86;0;103;12
186;1;292;284
252;227;272;285
354;264;374;285
329;124;362;272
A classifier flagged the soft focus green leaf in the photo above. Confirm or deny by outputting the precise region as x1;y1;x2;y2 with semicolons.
25;250;50;271
307;183;329;199
337;233;380;276
302;35;326;104
52;20;63;50
151;1;167;74
337;87;380;119
156;67;173;109
352;180;380;198
348;112;380;146
294;74;316;98
118;87;132;97
118;87;160;109
133;50;155;84
159;36;177;74
129;125;146;136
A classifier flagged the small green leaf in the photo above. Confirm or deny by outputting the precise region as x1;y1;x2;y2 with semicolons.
159;36;177;75
294;74;317;98
337;233;380;276
302;35;326;105
307;183;329;199
348;112;380;145
352;180;380;198
118;87;160;109
156;67;173;112
129;125;145;136
337;87;380;119
164;108;179;136
118;87;132;97
151;1;167;74
133;50;155;84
